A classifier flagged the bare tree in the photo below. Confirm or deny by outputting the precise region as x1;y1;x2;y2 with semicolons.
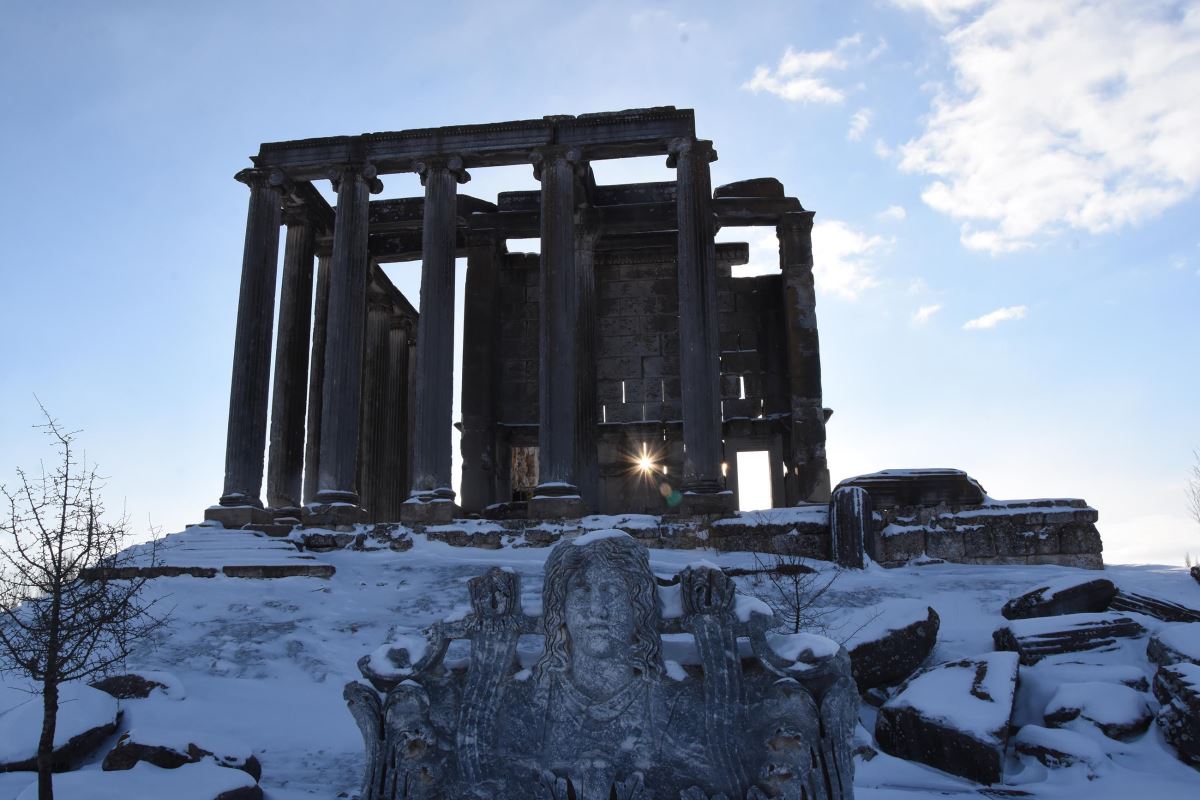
1188;449;1200;531
744;552;840;635
0;406;165;800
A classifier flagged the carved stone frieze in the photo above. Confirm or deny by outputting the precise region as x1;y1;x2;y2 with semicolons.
345;531;856;799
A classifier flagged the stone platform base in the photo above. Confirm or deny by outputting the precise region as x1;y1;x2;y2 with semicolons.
528;495;587;519
303;502;368;529
678;490;737;516
204;504;272;528
399;499;458;525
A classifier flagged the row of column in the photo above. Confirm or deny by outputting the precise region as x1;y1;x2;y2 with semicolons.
210;137;734;527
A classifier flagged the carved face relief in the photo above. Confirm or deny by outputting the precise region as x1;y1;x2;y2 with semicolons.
565;561;636;660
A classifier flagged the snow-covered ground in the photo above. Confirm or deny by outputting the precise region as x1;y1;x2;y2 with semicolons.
1;526;1198;798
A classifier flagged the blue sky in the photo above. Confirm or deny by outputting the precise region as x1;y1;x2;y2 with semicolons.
0;0;1196;563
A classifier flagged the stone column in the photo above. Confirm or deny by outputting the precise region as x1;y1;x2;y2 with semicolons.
778;211;830;503
207;168;286;528
402;156;469;525
830;485;870;568
302;252;332;505
529;146;586;519
306;163;382;527
265;200;317;521
459;232;501;514
574;217;601;513
669;139;734;515
358;290;392;521
381;318;412;520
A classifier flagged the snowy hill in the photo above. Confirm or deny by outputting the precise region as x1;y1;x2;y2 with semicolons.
1;525;1198;799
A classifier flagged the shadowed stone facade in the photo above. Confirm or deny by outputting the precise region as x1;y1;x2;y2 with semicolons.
205;108;831;527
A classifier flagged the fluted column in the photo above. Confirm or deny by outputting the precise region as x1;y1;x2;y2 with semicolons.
302;252;332;504
382;318;412;520
459;232;502;514
779;210;830;503
307;162;382;525
266;200;317;520
403;156;469;524
358;291;392;521
208;168;286;528
574;217;601;513
529;146;586;519
669;138;733;514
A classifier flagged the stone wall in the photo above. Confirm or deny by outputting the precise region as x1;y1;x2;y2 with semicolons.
870;499;1103;569
315;497;1103;569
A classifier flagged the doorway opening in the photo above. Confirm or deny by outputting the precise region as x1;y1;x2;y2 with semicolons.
735;450;773;511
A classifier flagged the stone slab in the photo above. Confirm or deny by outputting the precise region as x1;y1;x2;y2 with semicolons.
204;505;272;528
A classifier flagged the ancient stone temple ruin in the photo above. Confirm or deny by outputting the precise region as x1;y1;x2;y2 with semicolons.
204;106;1106;571
206;107;828;527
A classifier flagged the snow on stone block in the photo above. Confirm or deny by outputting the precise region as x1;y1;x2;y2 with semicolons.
875;652;1019;784
843;600;940;692
766;632;840;665
1013;724;1108;774
1152;662;1200;768
1001;575;1117;620
1109;590;1200;623
993;612;1145;665
1043;681;1152;740
1147;622;1200;668
16;760;261;800
0;682;120;771
89;670;185;700
103;727;261;780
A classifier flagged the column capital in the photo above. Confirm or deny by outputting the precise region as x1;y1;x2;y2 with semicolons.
235;167;293;193
327;163;384;195
777;209;816;235
281;197;323;228
414;156;471;186
666;138;717;168
529;145;584;181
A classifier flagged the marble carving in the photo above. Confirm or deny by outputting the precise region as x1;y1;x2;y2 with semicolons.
345;531;856;799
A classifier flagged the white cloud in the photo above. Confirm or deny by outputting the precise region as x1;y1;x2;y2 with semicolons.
962;305;1028;330
897;0;1200;254
873;138;894;159
742;35;863;104
889;0;987;25
877;204;907;221
812;220;889;299
913;303;942;324
847;108;873;140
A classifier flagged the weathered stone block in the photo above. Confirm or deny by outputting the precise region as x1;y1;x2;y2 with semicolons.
204;504;272;528
1059;523;1103;555
875;653;1019;784
925;531;965;562
1001;576;1117;620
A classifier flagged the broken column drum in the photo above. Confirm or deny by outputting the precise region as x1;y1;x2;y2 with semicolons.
210;108;832;522
346;532;858;798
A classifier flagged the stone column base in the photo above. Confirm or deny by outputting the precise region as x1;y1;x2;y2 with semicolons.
400;498;457;525
303;502;368;529
205;504;272;528
529;495;587;520
679;490;736;516
270;506;304;524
